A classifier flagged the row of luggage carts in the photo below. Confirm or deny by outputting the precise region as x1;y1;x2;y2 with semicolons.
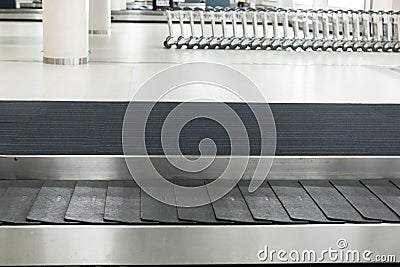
163;7;400;52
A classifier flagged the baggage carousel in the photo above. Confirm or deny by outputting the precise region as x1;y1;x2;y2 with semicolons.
0;101;400;265
1;8;400;265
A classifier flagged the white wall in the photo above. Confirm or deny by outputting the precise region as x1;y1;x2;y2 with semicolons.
372;0;393;10
392;0;400;10
328;0;364;9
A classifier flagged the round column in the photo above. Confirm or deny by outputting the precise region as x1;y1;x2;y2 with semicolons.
43;0;89;65
111;0;127;11
89;0;111;35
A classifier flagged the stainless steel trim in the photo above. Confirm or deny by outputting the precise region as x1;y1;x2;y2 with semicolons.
0;8;42;20
0;224;398;265
0;9;166;22
1;156;400;180
19;3;42;9
43;56;88;65
0;8;166;22
111;10;166;22
89;29;110;35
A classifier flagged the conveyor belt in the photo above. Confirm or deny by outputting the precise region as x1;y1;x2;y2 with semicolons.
0;179;399;225
64;181;108;224
104;180;143;224
1;101;400;156
176;179;221;223
239;180;297;223
331;180;400;222
269;180;338;223
27;180;76;224
300;180;376;223
0;180;42;224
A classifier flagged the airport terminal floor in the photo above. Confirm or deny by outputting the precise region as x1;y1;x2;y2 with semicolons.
1;0;400;266
1;22;400;102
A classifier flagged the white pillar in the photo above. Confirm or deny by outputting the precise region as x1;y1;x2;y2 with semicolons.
313;0;328;9
89;0;111;35
111;0;127;10
277;0;293;8
43;0;89;65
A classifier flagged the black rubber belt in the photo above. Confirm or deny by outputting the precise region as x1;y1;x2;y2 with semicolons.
301;180;376;223
2;101;400;156
331;180;400;222
239;180;296;223
361;179;400;217
27;180;76;224
104;180;144;224
212;186;255;223
140;189;185;224
0;180;10;199
0;180;42;224
391;179;400;189
65;181;108;224
175;179;220;224
269;180;338;223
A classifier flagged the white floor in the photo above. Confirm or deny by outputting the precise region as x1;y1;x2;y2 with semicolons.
0;21;400;103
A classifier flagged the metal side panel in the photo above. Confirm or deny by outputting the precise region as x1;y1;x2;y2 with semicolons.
0;224;399;265
2;156;400;180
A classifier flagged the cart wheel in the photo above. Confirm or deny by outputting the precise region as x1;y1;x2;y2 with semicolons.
372;43;381;52
163;40;172;49
382;43;390;52
301;43;311;51
393;42;400;52
332;41;342;52
209;42;218;49
187;38;197;49
163;36;174;49
240;40;250;50
343;42;352;52
362;43;372;52
220;39;230;49
250;40;260;50
229;39;239;49
198;42;208;49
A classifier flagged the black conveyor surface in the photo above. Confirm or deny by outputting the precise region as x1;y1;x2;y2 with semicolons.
64;181;108;224
361;179;400;217
0;179;399;225
301;180;375;223
141;188;183;223
104;180;143;223
239;180;296;223
212;186;255;223
27;180;76;224
0;180;42;224
269;180;337;223
331;180;400;222
176;179;220;223
1;101;400;156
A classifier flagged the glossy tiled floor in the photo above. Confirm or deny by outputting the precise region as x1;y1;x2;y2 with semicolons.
0;21;400;102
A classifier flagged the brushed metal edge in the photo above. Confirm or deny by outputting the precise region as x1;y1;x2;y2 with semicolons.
0;224;398;265
1;156;400;180
43;56;88;65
